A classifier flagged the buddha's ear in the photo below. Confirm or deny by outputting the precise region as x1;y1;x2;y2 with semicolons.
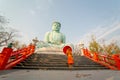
58;23;61;27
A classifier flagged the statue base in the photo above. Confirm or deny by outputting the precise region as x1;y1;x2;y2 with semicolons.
35;47;65;55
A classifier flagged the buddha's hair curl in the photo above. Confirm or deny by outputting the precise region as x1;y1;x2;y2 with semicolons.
52;21;61;27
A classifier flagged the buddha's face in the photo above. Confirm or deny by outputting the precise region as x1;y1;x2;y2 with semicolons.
52;22;61;32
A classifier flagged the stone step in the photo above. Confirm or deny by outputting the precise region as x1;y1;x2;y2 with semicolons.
16;63;106;68
13;53;109;70
13;66;109;70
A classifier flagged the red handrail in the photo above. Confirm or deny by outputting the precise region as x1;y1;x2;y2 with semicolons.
0;44;35;70
82;48;120;70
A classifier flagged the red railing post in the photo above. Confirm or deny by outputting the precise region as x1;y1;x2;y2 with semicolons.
0;47;13;70
93;52;99;61
82;48;87;56
112;54;120;70
15;50;19;59
85;48;91;58
21;48;26;58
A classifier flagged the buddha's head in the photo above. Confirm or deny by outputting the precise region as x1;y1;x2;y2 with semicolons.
52;22;61;32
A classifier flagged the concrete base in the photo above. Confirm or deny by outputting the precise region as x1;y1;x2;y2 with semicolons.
0;70;120;80
35;47;65;55
36;51;65;55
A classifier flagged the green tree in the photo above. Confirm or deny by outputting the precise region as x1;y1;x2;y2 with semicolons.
89;35;102;53
103;42;120;54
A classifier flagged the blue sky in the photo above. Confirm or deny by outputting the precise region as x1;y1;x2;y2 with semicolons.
0;0;120;46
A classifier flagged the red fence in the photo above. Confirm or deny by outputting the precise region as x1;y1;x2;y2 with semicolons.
82;48;120;70
0;44;35;70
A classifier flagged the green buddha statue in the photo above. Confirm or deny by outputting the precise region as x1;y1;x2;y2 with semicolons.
44;22;66;47
36;21;73;52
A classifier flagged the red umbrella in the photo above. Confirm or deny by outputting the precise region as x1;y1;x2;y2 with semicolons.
63;46;72;55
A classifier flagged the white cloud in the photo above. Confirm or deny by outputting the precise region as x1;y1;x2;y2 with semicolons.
97;23;120;40
28;0;55;16
36;6;41;10
48;0;54;6
80;21;120;47
108;36;120;42
105;35;120;46
29;10;36;15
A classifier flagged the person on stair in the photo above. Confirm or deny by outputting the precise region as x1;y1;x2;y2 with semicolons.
63;46;74;68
